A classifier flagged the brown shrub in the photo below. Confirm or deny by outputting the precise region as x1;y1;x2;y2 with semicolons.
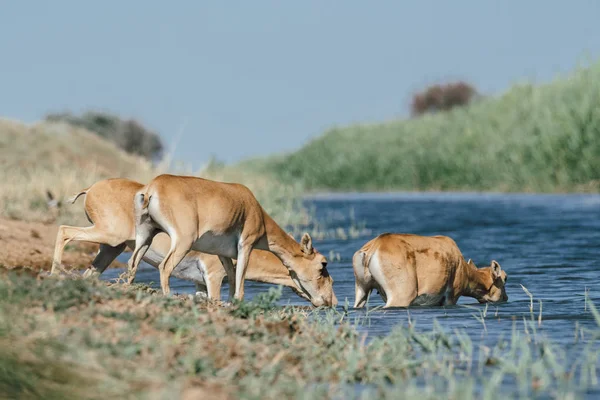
411;81;478;116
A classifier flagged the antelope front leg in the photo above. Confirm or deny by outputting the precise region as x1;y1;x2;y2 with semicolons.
234;244;253;301
205;270;225;301
218;256;236;302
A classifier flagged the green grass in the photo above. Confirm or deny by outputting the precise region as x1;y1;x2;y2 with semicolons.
247;60;600;193
1;271;599;399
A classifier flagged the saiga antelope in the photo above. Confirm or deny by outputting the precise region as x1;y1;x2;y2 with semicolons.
128;174;334;305
353;233;508;308
51;178;337;306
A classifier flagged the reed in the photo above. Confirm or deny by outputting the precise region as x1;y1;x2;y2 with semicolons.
249;60;600;193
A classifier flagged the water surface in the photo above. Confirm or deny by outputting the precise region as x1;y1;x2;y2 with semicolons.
106;192;600;346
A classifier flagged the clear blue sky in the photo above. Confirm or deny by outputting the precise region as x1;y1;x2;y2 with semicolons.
1;1;600;168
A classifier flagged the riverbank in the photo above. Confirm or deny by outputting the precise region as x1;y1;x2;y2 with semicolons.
1;267;599;399
0;216;101;272
246;61;600;194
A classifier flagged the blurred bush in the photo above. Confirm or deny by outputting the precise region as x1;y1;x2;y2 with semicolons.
411;81;478;116
45;111;163;161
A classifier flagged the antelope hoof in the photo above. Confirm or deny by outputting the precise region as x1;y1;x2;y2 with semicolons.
195;291;209;300
49;264;64;276
82;268;100;280
39;270;53;279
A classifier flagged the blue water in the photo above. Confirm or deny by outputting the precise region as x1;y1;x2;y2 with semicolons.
103;192;600;350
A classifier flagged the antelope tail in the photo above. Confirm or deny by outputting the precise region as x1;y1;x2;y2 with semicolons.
67;188;89;204
361;250;374;277
357;237;380;277
137;192;151;210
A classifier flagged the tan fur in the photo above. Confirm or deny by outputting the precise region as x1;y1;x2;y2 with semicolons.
353;233;508;308
51;178;336;306
128;174;336;306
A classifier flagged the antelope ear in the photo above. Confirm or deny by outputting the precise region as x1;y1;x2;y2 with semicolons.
491;260;502;279
300;232;313;254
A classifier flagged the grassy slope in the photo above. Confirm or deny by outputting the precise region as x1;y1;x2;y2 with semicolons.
0;119;155;223
0;119;154;176
0;119;309;227
249;62;600;192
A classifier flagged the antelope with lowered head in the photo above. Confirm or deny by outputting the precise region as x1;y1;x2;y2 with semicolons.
128;174;336;306
353;233;507;308
51;178;336;306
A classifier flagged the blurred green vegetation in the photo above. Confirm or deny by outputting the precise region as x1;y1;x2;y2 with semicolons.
249;61;600;193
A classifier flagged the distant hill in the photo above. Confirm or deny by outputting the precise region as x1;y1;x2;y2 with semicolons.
45;111;164;161
0;119;153;177
0;119;308;228
0;119;155;223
